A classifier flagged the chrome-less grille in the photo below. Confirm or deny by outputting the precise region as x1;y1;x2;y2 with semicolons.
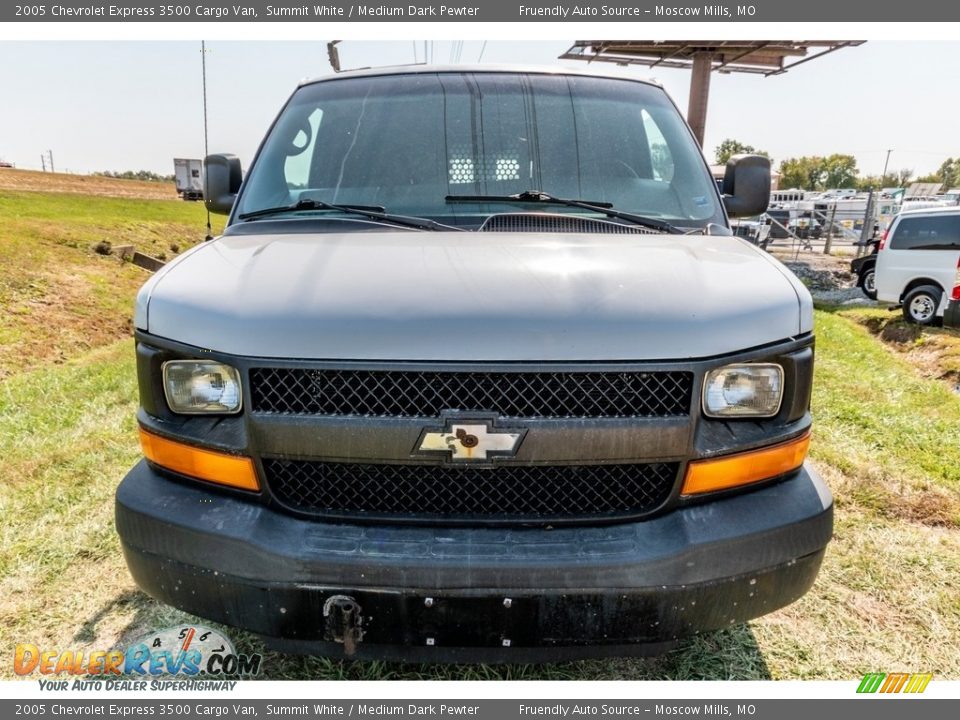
249;368;693;418
263;459;679;524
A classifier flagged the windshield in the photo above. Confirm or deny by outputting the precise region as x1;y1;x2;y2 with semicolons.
234;72;725;230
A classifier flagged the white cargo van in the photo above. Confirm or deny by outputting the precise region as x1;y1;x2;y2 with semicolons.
875;207;960;324
116;66;831;661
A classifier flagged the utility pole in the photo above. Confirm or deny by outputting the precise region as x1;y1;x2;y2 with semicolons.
201;41;213;240
201;42;209;163
48;150;54;173
40;154;46;172
823;203;838;255
856;189;875;258
881;149;893;182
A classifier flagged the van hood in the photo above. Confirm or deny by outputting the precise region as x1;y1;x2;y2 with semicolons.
137;231;812;361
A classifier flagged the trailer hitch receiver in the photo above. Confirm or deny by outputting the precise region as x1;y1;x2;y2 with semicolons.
323;594;364;656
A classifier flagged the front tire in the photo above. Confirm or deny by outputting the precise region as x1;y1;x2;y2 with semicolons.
859;268;877;300
902;285;942;325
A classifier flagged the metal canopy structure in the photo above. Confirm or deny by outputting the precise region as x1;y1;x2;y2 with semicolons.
559;41;865;147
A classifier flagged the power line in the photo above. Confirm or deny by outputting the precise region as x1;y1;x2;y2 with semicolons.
477;41;488;63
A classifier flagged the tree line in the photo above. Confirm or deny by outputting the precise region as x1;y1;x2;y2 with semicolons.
94;170;175;183
714;139;960;191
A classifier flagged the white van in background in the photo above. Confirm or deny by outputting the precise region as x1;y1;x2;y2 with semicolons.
875;206;960;324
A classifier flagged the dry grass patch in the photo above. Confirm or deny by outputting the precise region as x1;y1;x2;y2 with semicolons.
836;306;960;387
0;168;177;200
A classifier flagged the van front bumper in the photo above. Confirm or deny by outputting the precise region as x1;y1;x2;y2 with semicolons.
116;460;832;662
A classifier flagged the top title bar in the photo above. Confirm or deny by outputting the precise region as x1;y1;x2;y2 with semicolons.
5;1;959;22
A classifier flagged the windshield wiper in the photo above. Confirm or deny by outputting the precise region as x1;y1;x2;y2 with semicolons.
446;190;682;234
238;198;463;232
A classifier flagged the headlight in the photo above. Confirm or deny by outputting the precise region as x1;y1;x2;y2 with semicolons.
702;363;783;418
162;360;242;414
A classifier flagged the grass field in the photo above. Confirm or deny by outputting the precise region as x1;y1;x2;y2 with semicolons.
0;184;218;380
1;179;958;680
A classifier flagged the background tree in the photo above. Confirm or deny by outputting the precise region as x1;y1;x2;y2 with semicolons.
778;154;859;190
821;154;859;189
894;168;914;187
912;158;959;187
935;158;960;188
778;156;825;190
95;170;175;182
857;169;912;191
714;138;769;165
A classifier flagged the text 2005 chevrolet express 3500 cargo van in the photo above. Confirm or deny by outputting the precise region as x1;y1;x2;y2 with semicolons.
116;66;832;662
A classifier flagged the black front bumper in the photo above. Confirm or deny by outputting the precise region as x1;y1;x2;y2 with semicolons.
116;460;832;662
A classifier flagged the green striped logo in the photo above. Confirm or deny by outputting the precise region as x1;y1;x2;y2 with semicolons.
857;673;932;694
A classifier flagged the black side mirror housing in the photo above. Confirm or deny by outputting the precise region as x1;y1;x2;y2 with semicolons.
722;154;771;218
204;154;243;215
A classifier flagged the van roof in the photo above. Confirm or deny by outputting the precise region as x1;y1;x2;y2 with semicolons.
298;64;662;89
897;205;960;217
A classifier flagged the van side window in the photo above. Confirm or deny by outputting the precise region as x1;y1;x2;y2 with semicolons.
890;215;960;250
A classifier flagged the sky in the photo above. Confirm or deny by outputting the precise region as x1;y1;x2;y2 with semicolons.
0;40;957;179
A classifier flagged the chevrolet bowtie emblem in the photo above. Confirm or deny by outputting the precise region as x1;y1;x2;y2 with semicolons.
415;419;525;462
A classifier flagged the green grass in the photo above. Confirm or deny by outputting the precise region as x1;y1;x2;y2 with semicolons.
0;190;215;261
0;342;142;651
831;305;960;381
2;310;958;680
0;190;220;379
812;307;960;499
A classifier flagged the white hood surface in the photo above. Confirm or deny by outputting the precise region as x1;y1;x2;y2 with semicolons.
137;231;812;361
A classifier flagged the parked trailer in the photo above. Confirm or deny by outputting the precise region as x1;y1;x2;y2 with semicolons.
173;158;203;201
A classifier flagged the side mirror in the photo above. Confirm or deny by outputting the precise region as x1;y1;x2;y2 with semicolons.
722;154;771;218
204;154;243;215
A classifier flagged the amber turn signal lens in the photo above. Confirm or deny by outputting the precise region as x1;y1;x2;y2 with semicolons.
139;427;260;492
681;431;811;496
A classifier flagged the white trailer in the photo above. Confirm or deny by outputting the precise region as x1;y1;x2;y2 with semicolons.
173;158;203;201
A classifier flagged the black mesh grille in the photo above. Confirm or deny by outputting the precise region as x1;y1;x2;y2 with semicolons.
263;459;679;523
250;368;692;418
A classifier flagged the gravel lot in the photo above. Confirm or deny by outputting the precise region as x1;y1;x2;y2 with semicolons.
770;247;876;306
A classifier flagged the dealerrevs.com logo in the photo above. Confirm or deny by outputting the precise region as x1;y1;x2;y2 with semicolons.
14;625;262;678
